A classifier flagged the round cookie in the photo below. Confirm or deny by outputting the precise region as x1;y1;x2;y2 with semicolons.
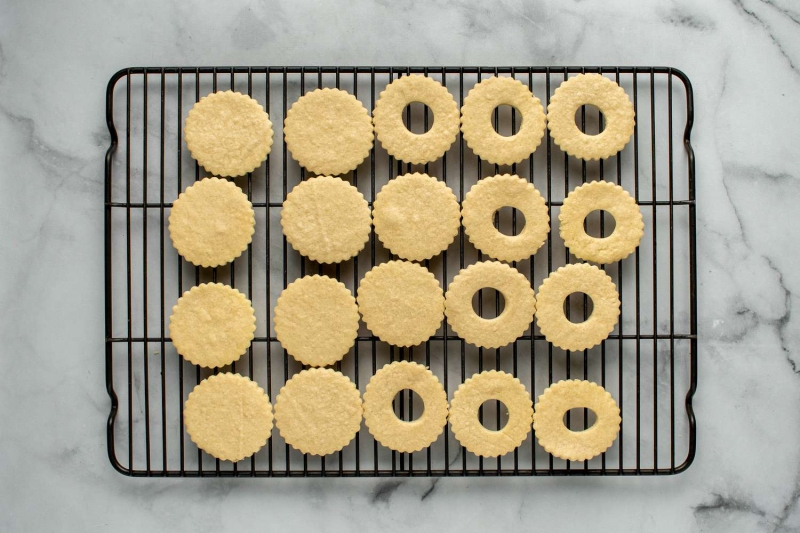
373;173;460;261
559;180;643;264
274;275;359;367
169;283;256;368
372;75;460;164
281;176;371;263
169;177;255;268
357;261;444;347
274;368;363;456
284;88;374;176
546;74;635;160
444;261;536;349
184;373;273;462
363;361;449;453
535;263;620;352
533;380;621;461
460;76;546;165
462;174;549;262
184;90;274;177
449;370;533;458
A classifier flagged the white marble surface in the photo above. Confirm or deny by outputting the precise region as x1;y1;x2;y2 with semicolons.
2;0;800;530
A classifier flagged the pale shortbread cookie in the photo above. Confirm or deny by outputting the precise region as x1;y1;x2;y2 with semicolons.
357;261;444;347
533;379;621;462
169;283;256;368
184;373;273;462
363;361;448;453
373;173;460;261
449;370;533;458
184;90;273;177
462;174;549;262
274;368;363;456
546;74;635;160
284;88;373;175
169;177;255;268
559;180;643;264
535;263;620;352
372;75;459;164
281;176;371;263
445;261;536;349
460;76;546;165
274;275;359;367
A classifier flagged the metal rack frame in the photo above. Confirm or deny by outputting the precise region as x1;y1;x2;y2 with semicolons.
105;66;697;477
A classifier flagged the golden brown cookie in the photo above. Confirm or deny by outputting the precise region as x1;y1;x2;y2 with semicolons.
274;275;359;367
461;174;549;262
546;74;635;160
372;173;460;261
183;373;273;462
363;361;449;453
559;180;643;264
284;88;373;175
460;76;546;165
372;75;460;164
169;283;256;368
448;370;533;458
357;261;444;347
184;90;274;177
168;177;255;268
535;263;620;351
274;368;363;456
533;380;621;461
281;176;371;263
444;261;536;349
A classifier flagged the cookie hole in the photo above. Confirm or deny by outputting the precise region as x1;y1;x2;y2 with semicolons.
480;399;509;431
392;389;424;422
492;105;522;136
493;206;526;236
563;292;594;323
563;407;598;431
575;104;605;135
583;209;616;238
472;288;506;319
402;102;433;134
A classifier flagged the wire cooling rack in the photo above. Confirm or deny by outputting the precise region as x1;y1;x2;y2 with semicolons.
104;66;697;477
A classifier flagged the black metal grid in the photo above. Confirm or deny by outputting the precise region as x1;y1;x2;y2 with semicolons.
104;66;697;477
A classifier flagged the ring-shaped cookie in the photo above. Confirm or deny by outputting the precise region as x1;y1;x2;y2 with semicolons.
274;368;363;456
546;74;635;160
535;263;620;352
373;75;460;164
533;380;621;461
449;371;533;458
559;181;643;264
444;261;536;349
363;361;449;453
284;88;374;176
460;76;546;165
462;174;550;262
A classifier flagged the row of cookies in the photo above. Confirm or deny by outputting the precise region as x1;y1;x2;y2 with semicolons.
169;173;643;268
184;366;620;463
184;74;635;180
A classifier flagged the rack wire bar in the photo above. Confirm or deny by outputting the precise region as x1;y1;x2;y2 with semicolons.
105;66;697;477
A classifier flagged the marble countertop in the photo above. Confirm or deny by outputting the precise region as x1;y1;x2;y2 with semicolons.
2;0;799;531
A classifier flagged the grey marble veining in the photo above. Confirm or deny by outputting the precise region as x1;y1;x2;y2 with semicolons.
1;0;799;530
